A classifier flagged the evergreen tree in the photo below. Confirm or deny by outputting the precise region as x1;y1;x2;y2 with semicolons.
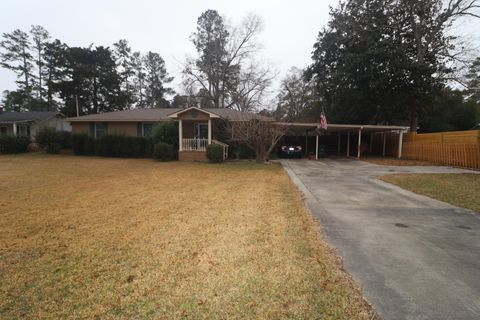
0;29;34;103
113;39;134;108
143;51;173;108
30;25;50;100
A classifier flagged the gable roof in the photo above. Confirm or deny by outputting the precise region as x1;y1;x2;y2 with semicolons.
0;111;60;123
167;107;221;119
66;108;272;122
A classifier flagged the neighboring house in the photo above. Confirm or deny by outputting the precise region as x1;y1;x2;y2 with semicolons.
0;111;71;140
67;107;408;161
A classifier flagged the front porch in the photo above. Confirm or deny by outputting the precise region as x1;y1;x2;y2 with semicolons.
168;107;229;161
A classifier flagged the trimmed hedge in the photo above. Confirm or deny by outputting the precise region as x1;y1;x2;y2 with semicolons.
206;144;224;163
153;142;174;161
72;134;95;155
72;133;154;158
0;136;30;154
35;127;71;154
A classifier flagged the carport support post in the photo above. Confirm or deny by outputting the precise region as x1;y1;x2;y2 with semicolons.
369;133;373;153
12;122;17;136
357;128;362;158
397;130;404;159
178;120;183;151
347;132;350;157
382;132;386;157
337;133;341;154
315;134;319;160
208;119;212;144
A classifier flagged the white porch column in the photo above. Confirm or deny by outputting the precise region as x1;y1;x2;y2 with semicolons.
347;132;350;157
178;120;183;151
315;134;319;160
337;133;341;154
12;122;17;136
357;128;362;158
208;119;212;144
382;132;387;157
397;130;404;159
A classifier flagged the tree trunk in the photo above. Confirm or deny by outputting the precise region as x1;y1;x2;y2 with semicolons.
255;145;266;164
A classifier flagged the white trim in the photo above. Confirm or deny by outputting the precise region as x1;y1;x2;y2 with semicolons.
315;135;319;160
357;128;362;158
12;122;17;136
179;120;183;151
208;119;212;144
167;107;221;119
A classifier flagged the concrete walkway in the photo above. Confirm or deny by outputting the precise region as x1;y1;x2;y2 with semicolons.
281;159;480;320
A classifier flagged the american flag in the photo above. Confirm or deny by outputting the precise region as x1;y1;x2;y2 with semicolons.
320;111;328;130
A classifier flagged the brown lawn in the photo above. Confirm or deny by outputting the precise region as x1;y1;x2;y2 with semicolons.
0;154;372;319
381;173;480;213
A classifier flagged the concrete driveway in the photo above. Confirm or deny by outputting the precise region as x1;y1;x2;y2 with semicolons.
281;159;480;320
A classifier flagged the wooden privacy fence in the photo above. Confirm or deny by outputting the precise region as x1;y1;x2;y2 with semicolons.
402;130;480;169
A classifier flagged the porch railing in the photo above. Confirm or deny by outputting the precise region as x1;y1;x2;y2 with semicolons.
182;138;209;151
181;138;229;160
212;139;229;160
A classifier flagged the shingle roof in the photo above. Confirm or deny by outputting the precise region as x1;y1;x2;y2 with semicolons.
66;108;272;122
0;111;59;123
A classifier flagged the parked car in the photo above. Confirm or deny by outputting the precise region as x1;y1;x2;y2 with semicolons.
279;144;303;158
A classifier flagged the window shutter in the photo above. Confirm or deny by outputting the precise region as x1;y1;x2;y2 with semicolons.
137;123;142;137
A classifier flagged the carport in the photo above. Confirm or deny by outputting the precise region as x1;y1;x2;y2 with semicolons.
279;123;409;159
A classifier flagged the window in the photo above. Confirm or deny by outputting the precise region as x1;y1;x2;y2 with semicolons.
95;123;107;138
142;123;153;137
17;125;28;137
0;126;7;136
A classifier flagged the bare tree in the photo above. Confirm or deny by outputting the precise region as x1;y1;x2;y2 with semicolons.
227;117;287;163
275;67;316;121
183;10;265;108
229;61;276;112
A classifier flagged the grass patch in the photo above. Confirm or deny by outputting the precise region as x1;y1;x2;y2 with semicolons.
0;154;372;319
362;157;435;166
381;173;480;212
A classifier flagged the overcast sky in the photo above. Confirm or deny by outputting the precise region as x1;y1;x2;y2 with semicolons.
1;0;480;100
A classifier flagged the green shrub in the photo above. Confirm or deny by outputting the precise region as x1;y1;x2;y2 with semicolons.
83;136;95;155
72;134;94;155
132;137;146;157
35;127;71;153
144;137;154;157
153;142;174;161
72;134;87;155
0;136;30;154
206;144;224;163
152;121;178;150
73;134;152;158
46;143;62;154
35;127;58;148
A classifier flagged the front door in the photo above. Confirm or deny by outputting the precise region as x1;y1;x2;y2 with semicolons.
194;123;208;139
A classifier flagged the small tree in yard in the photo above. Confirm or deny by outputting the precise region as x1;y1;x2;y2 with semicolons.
228;119;286;163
